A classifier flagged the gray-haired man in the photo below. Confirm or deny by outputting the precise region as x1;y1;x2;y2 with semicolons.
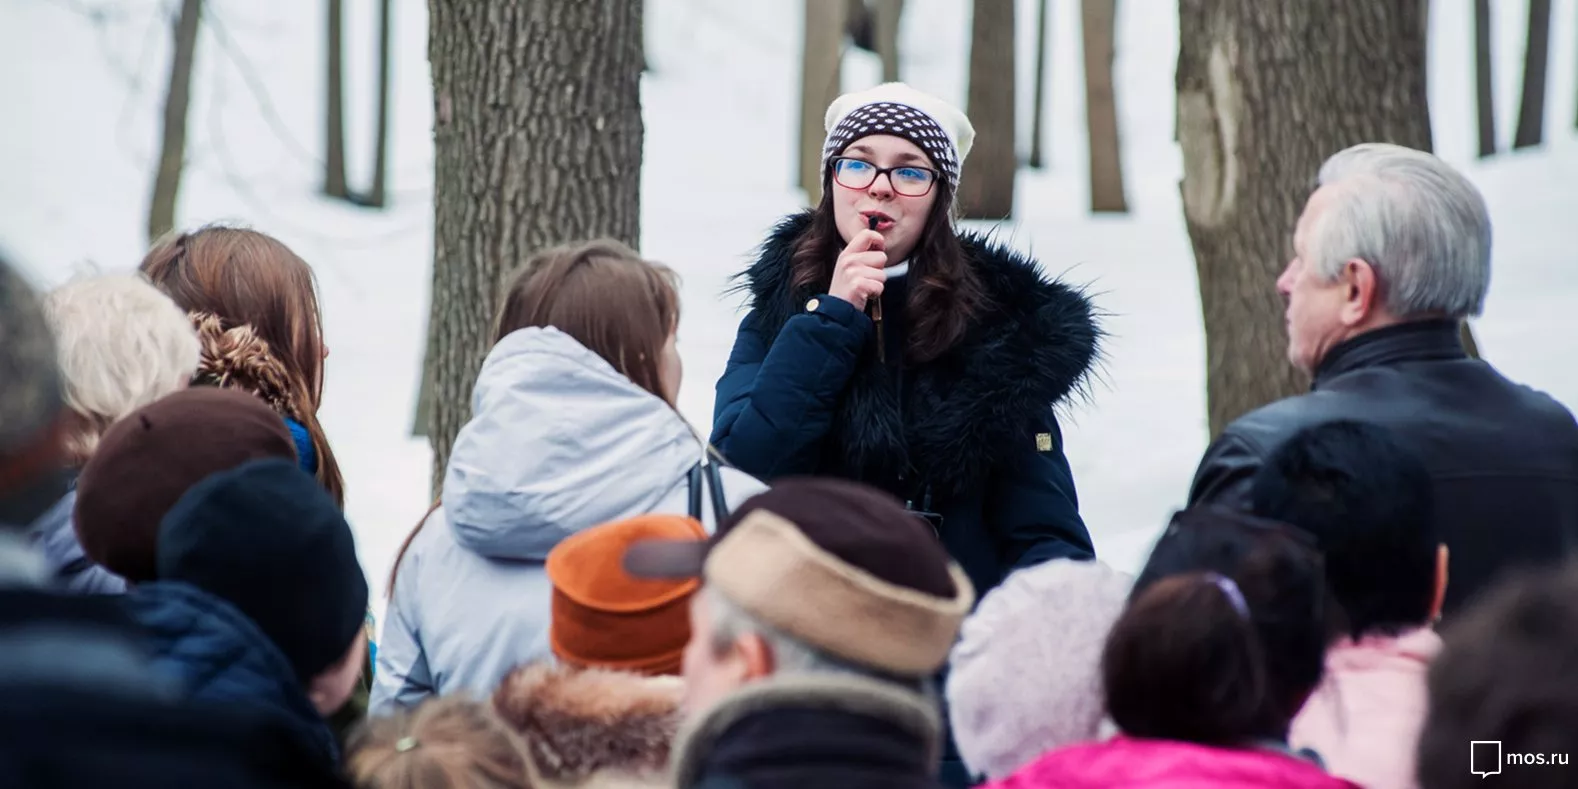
626;476;976;789
1188;143;1578;618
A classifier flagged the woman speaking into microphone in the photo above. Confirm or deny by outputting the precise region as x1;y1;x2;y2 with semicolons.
710;81;1102;605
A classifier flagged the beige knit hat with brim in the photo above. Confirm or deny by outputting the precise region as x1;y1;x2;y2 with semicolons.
625;476;975;677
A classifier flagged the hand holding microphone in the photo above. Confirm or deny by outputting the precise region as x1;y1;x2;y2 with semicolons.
829;216;889;362
829;225;887;309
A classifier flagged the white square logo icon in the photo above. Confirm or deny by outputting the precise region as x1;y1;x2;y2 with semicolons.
1471;741;1503;778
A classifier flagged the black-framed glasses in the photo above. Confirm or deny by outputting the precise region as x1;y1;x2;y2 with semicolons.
830;156;940;197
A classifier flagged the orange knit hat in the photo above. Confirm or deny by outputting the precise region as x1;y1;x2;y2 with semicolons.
546;514;706;676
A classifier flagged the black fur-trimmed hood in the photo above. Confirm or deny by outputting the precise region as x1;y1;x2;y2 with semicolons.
736;210;1102;496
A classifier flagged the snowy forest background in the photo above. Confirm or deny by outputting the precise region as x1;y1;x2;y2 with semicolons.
2;0;1575;613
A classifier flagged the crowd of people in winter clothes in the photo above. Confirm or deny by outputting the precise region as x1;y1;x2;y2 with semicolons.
2;80;1578;789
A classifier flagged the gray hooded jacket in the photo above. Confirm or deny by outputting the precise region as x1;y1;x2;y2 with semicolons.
370;328;764;714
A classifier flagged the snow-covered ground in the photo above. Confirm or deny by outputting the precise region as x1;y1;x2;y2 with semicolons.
3;0;1576;610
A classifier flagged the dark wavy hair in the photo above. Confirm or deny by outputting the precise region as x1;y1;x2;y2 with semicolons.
1105;506;1337;746
1250;420;1439;639
788;177;989;364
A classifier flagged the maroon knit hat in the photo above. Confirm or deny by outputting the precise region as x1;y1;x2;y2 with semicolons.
74;386;297;582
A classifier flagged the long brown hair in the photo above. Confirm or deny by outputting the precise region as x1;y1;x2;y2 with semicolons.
386;239;681;596
346;696;532;789
494;238;681;403
139;225;345;506
789;178;989;364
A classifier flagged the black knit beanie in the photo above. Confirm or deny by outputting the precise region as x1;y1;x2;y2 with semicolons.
157;457;368;682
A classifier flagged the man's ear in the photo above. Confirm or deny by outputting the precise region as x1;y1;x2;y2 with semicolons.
737;632;777;681
1430;544;1450;624
1339;258;1381;327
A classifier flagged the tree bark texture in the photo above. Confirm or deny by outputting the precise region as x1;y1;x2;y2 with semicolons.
847;0;874;52
426;0;644;492
801;0;847;202
1029;0;1050;169
325;0;350;199
1083;0;1127;213
876;0;903;83
368;0;393;208
1176;0;1432;438
1512;0;1551;149
148;0;202;243
1474;0;1495;157
959;0;1017;219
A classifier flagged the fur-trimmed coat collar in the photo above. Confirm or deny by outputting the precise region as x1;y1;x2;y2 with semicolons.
492;663;682;789
741;211;1101;496
670;673;945;789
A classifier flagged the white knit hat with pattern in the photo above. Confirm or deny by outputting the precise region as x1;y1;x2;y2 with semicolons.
821;82;976;188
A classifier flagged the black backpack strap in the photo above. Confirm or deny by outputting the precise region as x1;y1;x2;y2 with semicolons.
687;455;731;525
705;460;729;525
687;462;704;521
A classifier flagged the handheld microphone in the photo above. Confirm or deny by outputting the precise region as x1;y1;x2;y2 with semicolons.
868;215;885;364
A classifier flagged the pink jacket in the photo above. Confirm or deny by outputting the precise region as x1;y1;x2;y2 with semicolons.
984;736;1361;789
1291;626;1442;789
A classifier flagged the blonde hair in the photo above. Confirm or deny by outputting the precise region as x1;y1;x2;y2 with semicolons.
43;272;200;465
347;697;532;789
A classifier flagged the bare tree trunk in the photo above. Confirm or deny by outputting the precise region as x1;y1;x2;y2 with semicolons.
1177;0;1432;437
1451;0;1484;393
801;0;847;202
1475;0;1496;157
1029;0;1050;169
426;0;644;491
959;0;1016;219
411;340;432;438
875;0;902;83
147;0;202;244
1512;0;1551;149
368;0;393;208
847;0;874;52
325;0;350;199
1083;0;1127;213
1449;0;1483;389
